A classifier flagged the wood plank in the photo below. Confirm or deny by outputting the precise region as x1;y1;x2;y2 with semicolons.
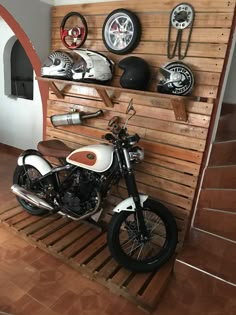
72;233;107;263
47;95;213;119
47;101;209;140
139;258;174;308
116;183;193;210
52;1;236;16
20;215;59;235
0;204;175;312
52;39;227;59
5;211;30;226
0;206;24;221
112;77;219;99
52;12;234;29
46;118;206;152
51;223;91;252
85;246;111;272
60;227;100;258
42;76;211;112
52;27;231;45
40;220;82;246
139;162;198;187
144;152;200;176
109;267;132;288
30;216;71;241
134;172;195;199
0;198;19;213
47;126;203;164
47;97;212;128
125;272;153;296
96;257;120;279
13;214;47;231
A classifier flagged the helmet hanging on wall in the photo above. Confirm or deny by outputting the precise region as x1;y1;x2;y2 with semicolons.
72;49;114;83
41;51;74;79
157;61;194;96
118;56;151;91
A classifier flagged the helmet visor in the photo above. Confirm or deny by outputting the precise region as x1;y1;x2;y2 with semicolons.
72;57;86;73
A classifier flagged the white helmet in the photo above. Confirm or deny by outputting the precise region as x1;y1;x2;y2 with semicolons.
41;51;73;79
72;49;114;82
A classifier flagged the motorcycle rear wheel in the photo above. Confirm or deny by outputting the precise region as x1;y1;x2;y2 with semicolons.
13;165;49;216
107;198;178;273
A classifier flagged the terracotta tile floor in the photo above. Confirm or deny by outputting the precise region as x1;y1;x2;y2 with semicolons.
0;143;236;315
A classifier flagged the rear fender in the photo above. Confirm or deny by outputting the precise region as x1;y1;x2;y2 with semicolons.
18;150;52;175
113;195;148;213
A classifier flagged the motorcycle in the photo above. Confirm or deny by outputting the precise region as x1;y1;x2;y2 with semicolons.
11;100;178;273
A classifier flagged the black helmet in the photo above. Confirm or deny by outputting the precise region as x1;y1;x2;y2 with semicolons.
118;56;151;91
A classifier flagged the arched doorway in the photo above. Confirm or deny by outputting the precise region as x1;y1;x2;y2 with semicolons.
0;5;48;141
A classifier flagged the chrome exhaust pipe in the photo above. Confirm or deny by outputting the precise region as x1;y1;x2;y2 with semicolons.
11;184;54;211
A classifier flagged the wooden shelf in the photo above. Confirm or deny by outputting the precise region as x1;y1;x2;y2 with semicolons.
36;76;189;122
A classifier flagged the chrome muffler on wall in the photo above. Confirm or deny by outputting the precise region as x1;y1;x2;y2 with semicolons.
11;184;54;211
50;109;103;127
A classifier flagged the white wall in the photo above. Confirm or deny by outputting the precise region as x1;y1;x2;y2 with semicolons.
0;0;52;62
0;19;43;150
0;0;52;149
54;0;119;4
223;39;236;104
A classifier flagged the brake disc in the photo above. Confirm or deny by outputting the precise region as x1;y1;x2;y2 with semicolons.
157;61;194;96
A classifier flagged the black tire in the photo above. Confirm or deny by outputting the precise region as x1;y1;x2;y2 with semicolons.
107;198;178;273
102;9;141;55
13;165;49;216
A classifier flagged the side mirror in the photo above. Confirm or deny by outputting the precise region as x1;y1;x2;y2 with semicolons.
124;99;136;129
126;98;136;115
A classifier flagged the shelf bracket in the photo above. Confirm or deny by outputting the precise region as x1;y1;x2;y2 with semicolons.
96;87;113;108
49;82;64;99
171;99;188;122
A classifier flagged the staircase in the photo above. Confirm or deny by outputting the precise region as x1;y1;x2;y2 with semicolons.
172;104;236;310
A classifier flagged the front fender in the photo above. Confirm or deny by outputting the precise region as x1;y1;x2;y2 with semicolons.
113;195;148;213
18;154;52;175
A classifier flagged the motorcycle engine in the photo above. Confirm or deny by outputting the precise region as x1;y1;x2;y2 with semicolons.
60;169;101;216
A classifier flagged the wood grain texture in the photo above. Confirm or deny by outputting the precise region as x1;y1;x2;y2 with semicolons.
46;0;235;245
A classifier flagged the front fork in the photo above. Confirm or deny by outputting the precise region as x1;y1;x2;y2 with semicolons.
124;171;149;239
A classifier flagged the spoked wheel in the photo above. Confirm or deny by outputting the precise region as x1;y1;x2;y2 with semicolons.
102;9;141;55
13;165;50;215
107;199;178;272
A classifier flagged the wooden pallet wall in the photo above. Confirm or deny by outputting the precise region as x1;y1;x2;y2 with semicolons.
47;0;236;246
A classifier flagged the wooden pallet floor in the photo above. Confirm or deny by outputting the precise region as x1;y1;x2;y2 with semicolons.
0;198;174;313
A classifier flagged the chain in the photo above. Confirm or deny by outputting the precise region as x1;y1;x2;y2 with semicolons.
167;4;195;60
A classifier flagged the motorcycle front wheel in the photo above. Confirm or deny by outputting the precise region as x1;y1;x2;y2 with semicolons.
107;198;178;273
13;165;49;216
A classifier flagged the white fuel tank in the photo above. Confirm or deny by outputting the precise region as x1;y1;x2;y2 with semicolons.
66;144;114;172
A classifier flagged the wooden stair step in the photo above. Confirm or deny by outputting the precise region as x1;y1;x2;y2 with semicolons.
194;207;236;241
175;228;236;284
209;140;236;166
203;165;236;189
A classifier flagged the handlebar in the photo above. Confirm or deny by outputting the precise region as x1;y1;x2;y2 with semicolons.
104;131;140;147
